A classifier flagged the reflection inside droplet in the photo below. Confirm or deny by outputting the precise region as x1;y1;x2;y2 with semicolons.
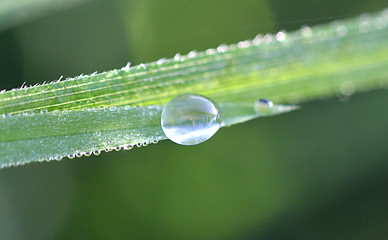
161;94;221;145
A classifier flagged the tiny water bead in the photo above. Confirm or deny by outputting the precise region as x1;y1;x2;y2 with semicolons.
254;98;300;117
161;94;222;145
254;98;273;114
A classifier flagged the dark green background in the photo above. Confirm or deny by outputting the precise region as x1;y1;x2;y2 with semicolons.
0;0;387;239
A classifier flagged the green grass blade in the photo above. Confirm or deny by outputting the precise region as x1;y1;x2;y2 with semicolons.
0;9;387;167
1;10;387;114
0;102;297;167
0;106;163;167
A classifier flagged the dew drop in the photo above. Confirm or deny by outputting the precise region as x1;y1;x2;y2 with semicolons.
300;25;313;38
84;152;92;157
161;93;221;145
359;14;371;33
339;81;355;96
121;62;131;70
263;34;273;43
93;150;101;156
253;34;263;45
123;145;133;150
217;44;228;52
174;53;181;61
237;40;251;48
375;17;387;29
187;50;198;58
138;63;146;69
276;31;287;41
157;58;166;65
205;48;216;55
254;99;274;114
359;20;370;33
336;25;347;36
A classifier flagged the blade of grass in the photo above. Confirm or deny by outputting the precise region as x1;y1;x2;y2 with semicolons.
0;9;387;167
0;102;297;167
0;106;163;167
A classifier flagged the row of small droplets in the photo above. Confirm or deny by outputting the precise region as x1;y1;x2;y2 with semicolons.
199;31;288;60
2;104;164;117
113;28;290;95
0;136;160;168
103;9;388;79
63;139;160;160
300;10;388;40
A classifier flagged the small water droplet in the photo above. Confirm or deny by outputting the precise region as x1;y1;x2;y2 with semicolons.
237;40;251;48
217;44;228;52
68;154;75;159
375;17;387;29
339;81;355;96
276;31;287;41
123;145;133;150
359;21;370;32
174;53;182;62
359;14;371;33
336;25;347;36
300;25;313;38
121;62;131;70
95;132;101;137
263;34;273;43
187;51;198;58
205;48;216;55
114;146;121;151
93;150;101;156
254;99;274;114
137;63;146;70
253;34;263;45
161;93;221;145
157;58;166;65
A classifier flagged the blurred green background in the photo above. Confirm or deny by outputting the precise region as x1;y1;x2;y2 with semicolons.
1;0;387;239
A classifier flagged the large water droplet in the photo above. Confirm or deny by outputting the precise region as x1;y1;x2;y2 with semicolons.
161;93;221;145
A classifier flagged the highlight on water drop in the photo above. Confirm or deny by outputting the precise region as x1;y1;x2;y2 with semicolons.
161;93;222;145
